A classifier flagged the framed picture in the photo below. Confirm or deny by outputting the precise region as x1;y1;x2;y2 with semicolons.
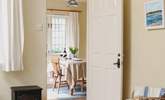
144;0;165;29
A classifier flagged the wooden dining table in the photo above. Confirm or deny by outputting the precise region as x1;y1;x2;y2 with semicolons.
60;58;86;95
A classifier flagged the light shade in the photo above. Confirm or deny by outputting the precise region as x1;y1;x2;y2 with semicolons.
67;0;79;7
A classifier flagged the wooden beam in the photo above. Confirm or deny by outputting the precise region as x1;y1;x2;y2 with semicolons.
47;9;82;12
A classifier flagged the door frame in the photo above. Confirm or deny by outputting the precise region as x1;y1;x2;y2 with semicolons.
44;0;124;99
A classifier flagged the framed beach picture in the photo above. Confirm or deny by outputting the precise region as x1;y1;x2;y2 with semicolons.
144;0;165;29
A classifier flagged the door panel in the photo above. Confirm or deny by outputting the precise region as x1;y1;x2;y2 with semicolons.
87;0;123;99
88;68;105;100
88;67;122;100
91;0;117;16
90;15;120;53
90;53;119;70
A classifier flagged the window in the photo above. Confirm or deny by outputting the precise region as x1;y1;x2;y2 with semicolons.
51;15;67;53
47;12;79;54
47;15;67;53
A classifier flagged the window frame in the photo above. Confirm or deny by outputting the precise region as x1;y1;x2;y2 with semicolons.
47;14;68;54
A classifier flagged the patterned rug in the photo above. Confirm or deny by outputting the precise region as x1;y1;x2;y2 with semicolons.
47;85;86;100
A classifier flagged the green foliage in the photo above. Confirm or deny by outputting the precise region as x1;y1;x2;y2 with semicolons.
69;47;78;55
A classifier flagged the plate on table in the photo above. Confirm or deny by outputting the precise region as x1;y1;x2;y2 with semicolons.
72;58;82;61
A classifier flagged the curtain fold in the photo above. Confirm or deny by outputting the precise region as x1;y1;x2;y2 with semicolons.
66;12;79;49
0;0;24;71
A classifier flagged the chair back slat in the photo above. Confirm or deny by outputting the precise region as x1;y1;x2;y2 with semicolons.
51;56;61;75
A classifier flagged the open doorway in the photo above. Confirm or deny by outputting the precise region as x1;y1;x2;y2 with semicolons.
46;0;87;100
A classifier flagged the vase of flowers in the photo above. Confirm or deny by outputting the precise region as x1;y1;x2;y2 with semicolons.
69;47;78;58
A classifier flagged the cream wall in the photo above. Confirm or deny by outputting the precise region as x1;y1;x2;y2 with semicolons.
47;0;87;58
0;0;47;100
124;0;165;99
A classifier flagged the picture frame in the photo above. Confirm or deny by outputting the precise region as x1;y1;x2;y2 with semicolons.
144;0;165;29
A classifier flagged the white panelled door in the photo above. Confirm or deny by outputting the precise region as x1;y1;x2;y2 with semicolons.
87;0;123;100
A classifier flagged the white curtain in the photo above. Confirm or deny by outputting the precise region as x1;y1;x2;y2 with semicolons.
0;0;24;71
66;12;79;49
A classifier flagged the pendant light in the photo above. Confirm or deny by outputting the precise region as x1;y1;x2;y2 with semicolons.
67;0;79;7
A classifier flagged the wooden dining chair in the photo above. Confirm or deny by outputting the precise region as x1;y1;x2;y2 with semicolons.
51;56;66;94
